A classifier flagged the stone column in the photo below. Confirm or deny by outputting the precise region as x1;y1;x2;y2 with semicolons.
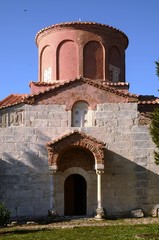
95;169;105;220
48;165;58;218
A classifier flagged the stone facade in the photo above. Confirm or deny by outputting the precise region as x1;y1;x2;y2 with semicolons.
0;21;159;219
0;102;158;218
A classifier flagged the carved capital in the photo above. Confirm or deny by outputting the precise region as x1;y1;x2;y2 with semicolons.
96;170;104;175
48;155;53;166
49;169;57;175
49;165;57;175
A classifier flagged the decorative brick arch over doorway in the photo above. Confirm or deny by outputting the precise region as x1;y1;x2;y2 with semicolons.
46;130;106;219
46;130;105;170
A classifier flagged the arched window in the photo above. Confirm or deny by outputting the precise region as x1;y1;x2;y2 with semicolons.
72;101;92;127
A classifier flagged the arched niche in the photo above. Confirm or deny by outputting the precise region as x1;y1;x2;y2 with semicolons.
57;40;78;80
109;46;121;82
83;41;104;79
58;146;95;171
72;101;92;127
109;46;121;67
40;45;53;83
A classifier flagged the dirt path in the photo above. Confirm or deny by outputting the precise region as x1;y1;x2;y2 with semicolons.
6;217;159;230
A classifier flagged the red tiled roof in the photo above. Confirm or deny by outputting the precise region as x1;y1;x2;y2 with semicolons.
138;95;159;104
31;80;129;87
0;78;159;109
35;21;128;47
138;101;159;104
26;77;138;101
29;81;58;87
0;94;27;109
103;82;129;87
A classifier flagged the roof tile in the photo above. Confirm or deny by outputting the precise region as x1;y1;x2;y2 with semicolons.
0;94;27;109
35;21;128;46
0;78;159;109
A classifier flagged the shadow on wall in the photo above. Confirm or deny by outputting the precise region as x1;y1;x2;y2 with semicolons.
103;149;159;218
0;132;51;218
0;129;159;218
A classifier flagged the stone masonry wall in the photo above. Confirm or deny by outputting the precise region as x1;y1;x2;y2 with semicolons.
0;102;159;218
0;104;71;217
93;103;159;217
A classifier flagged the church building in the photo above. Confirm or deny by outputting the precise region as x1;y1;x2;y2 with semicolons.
0;21;159;219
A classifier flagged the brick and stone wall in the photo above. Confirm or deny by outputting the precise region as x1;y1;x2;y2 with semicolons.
0;102;158;218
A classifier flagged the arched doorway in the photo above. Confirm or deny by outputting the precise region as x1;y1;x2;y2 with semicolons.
64;174;86;216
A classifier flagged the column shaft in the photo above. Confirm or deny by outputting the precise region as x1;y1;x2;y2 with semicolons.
50;173;54;209
97;172;102;208
48;168;57;217
95;170;105;219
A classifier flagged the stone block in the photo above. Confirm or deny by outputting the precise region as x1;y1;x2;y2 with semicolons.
131;209;144;218
3;143;17;152
38;112;49;119
117;118;134;127
30;105;47;111
26;221;36;225
96;119;104;127
46;104;65;111
34;119;48;127
119;103;137;111
95;111;115;119
117;110;137;119
48;120;61;127
132;133;150;141
116;124;132;133
96;104;103;111
133;140;151;149
10;221;18;226
61;120;68;127
25;111;38;120
132;125;148;133
134;157;148;166
102;103;119;111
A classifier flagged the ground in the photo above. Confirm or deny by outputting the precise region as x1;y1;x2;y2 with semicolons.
1;217;159;240
6;216;159;230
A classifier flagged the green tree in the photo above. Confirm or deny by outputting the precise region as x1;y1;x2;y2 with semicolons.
155;60;159;77
150;60;159;164
0;202;10;226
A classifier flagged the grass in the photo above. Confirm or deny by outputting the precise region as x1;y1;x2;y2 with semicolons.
1;224;159;240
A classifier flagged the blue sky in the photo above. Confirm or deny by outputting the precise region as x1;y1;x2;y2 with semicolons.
0;0;159;100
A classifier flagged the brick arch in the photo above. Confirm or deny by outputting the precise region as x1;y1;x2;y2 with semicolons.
46;131;105;170
65;97;97;111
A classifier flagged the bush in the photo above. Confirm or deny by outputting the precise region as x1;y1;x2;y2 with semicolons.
0;202;10;226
